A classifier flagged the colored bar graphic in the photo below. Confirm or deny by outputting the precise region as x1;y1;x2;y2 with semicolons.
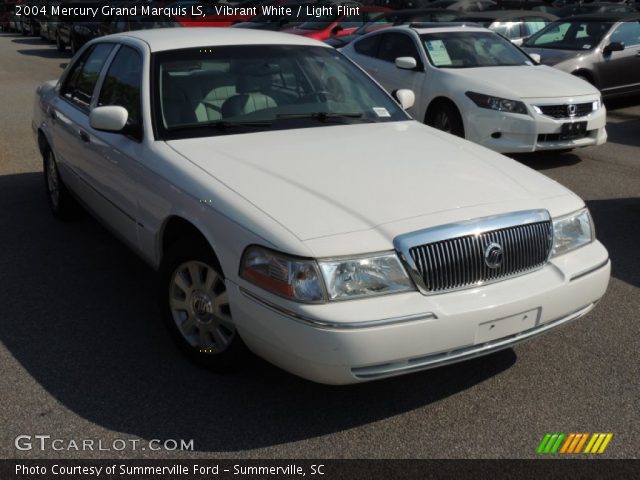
537;433;613;454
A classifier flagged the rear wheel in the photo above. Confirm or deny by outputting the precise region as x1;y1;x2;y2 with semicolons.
43;149;79;220
427;102;465;138
159;238;247;371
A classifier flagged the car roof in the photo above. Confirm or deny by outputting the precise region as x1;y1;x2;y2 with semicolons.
398;24;489;34
456;10;557;20
558;12;640;22
110;27;328;52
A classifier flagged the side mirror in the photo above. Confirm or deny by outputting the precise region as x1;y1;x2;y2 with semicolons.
394;89;415;110
90;106;128;132
528;53;541;64
603;41;624;55
395;56;418;70
331;24;343;35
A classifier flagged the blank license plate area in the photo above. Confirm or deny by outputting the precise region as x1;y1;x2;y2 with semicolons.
475;308;540;344
560;121;587;139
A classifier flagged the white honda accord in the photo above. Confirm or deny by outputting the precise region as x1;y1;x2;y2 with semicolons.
340;25;608;153
33;28;610;384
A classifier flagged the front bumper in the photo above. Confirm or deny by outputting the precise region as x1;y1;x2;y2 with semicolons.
229;241;610;384
464;99;607;154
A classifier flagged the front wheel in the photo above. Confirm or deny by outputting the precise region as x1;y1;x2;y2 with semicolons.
159;239;247;371
427;102;465;138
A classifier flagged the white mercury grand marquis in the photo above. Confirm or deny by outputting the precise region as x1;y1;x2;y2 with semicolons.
33;28;610;384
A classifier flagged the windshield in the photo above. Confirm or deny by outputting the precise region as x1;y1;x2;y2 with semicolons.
420;31;532;68
523;21;614;50
155;45;407;139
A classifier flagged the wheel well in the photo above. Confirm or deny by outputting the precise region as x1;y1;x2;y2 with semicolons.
37;129;49;157
572;70;595;87
425;97;459;124
161;216;211;258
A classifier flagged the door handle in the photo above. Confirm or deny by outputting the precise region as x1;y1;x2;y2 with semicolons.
78;130;90;143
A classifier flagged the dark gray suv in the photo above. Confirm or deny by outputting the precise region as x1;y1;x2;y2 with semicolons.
522;14;640;99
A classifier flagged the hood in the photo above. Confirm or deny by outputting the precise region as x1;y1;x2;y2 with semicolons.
444;65;597;99
166;121;578;244
521;46;587;66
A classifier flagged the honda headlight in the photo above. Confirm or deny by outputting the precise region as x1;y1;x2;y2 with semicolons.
318;253;414;301
466;91;528;115
551;209;594;257
240;246;324;303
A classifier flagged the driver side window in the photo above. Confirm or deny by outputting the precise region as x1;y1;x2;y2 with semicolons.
609;21;640;47
97;46;143;139
377;33;421;65
60;43;114;110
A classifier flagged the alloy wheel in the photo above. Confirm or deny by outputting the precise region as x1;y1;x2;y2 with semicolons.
434;111;452;133
169;261;235;354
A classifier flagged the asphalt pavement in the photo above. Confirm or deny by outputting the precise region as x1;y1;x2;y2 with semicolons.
0;32;638;459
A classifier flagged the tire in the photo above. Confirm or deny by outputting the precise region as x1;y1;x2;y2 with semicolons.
427;102;465;138
56;33;65;52
43;148;79;220
159;238;247;372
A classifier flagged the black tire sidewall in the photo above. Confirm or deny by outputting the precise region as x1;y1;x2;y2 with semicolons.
159;238;247;371
430;102;465;138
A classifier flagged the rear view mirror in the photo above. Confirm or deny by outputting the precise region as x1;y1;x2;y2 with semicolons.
603;42;624;55
90;106;128;132
529;53;541;64
394;89;415;110
395;56;418;70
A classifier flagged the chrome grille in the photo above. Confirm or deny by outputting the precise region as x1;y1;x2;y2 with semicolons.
394;210;553;295
538;103;593;119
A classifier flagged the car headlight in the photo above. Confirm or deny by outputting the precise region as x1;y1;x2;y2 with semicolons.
551;208;594;257
465;91;528;115
240;246;324;303
318;252;415;301
240;247;415;302
592;96;602;112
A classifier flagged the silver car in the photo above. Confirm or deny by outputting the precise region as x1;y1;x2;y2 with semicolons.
522;13;640;99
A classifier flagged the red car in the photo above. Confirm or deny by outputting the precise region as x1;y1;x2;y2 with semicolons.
282;6;390;40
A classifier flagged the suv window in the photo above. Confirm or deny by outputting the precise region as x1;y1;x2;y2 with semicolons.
609;20;640;47
61;43;114;109
377;33;420;64
97;46;142;132
354;34;381;57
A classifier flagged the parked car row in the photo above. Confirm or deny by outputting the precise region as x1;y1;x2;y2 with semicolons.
6;0;640;153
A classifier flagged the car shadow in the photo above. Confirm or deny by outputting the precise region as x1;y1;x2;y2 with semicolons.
16;48;69;59
509;151;582;171
586;198;640;289
11;37;46;45
0;171;518;452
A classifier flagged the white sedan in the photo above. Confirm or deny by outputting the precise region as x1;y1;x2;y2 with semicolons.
340;25;608;153
33;28;610;384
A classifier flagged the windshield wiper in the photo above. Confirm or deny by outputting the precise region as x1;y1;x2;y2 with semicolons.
276;112;365;123
167;120;272;132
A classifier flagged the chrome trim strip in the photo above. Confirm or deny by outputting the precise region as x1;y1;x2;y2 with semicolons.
570;258;610;282
394;210;552;295
352;303;595;380
239;287;437;330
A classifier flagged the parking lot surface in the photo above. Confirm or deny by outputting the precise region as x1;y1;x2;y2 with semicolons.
0;33;638;459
